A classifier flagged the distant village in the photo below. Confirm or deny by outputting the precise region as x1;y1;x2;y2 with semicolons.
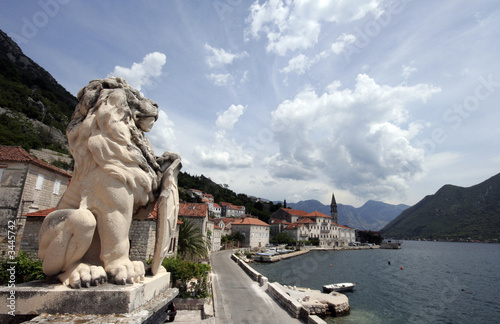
0;146;356;259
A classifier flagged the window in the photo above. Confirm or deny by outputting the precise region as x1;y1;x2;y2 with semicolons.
35;174;45;191
0;168;3;182
53;179;61;195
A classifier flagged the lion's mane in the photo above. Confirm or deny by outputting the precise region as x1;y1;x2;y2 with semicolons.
67;77;161;208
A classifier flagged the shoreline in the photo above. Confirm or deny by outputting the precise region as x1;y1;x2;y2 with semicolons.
252;245;380;263
231;252;348;323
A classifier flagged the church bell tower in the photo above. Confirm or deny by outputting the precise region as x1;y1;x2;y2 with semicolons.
330;193;338;224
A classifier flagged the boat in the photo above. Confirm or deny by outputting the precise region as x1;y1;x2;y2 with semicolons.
322;282;356;293
380;239;402;249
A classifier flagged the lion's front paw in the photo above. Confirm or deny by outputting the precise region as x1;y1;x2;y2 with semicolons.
106;260;145;285
59;263;107;289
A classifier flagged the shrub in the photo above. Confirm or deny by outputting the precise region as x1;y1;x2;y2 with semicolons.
162;257;212;299
0;251;45;285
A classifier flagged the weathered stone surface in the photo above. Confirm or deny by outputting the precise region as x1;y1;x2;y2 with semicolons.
0;272;171;316
37;77;181;288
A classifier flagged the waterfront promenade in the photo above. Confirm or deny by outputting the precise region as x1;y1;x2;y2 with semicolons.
211;250;302;324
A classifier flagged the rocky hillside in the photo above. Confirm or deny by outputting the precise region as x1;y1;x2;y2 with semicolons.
286;199;409;231
381;173;500;241
0;29;77;152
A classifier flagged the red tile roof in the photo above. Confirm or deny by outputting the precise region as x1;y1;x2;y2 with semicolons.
232;217;269;226
295;218;315;224
284;223;302;230
0;146;72;177
23;207;55;217
219;202;244;210
214;225;222;230
306;211;330;218
280;208;309;217
222;217;236;225
178;203;208;217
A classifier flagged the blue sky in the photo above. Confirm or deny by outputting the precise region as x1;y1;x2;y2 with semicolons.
1;0;499;207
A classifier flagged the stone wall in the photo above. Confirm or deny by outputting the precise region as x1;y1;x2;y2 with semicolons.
129;219;157;261
267;282;303;318
19;218;44;257
0;161;27;255
22;164;69;214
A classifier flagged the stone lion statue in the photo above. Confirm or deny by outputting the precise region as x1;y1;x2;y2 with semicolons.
38;77;181;288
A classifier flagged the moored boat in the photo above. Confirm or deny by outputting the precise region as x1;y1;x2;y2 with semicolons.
323;282;355;293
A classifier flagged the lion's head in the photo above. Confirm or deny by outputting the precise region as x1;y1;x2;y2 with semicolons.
67;77;162;207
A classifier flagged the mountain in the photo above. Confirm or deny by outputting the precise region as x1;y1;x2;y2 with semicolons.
285;199;409;231
381;173;500;241
0;29;77;152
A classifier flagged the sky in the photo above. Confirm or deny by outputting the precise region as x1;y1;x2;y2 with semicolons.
1;0;499;207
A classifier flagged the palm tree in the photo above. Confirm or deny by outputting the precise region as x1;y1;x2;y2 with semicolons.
177;218;210;261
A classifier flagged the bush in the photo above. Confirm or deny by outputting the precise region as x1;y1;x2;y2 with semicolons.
0;251;45;285
162;257;211;299
270;232;295;245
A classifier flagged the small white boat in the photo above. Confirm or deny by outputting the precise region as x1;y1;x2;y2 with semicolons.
323;282;355;293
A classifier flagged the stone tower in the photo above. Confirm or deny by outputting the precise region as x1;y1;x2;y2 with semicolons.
330;193;338;224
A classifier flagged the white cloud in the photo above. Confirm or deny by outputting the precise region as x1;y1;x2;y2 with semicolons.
331;33;356;54
280;34;355;75
193;105;252;169
402;62;417;79
280;54;311;74
268;74;441;200
216;104;245;130
240;70;249;83
207;73;232;86
148;110;178;153
205;44;248;68
109;52;166;91
246;0;383;55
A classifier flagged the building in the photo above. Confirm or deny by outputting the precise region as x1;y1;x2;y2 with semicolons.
301;211;339;248
219;202;245;217
330;193;338;225
0;146;72;254
204;200;221;218
211;203;221;218
268;193;356;248
268;218;291;236
269;208;309;223
231;216;270;249
178;203;209;239
178;202;221;254
338;225;356;247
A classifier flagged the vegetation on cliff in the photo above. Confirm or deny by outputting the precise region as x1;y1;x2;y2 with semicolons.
381;173;500;242
0;29;77;152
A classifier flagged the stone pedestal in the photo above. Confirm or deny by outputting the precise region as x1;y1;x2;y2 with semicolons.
0;272;178;323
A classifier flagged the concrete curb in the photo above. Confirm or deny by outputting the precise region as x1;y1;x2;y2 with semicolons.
231;253;328;323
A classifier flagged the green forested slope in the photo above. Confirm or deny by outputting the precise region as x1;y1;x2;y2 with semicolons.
381;173;500;241
0;29;77;152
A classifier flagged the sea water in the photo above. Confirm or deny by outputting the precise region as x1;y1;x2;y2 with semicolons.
250;241;500;323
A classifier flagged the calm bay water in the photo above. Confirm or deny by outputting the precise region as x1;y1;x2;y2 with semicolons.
250;241;500;323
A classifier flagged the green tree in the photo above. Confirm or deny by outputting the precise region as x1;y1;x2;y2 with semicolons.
270;232;295;245
228;231;245;243
177;218;210;261
162;257;212;298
